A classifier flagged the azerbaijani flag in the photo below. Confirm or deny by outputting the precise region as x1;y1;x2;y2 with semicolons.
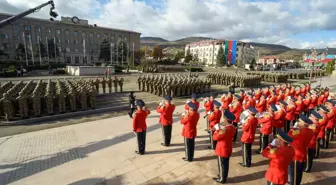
224;40;237;65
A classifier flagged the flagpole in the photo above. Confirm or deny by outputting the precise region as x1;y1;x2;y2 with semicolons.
53;37;57;63
28;34;34;65
46;37;50;64
37;36;42;65
133;42;135;66
22;32;28;66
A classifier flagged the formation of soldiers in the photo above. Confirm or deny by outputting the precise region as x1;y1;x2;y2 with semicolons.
132;82;336;185
137;74;211;97
0;79;98;121
206;73;262;87
91;76;124;94
246;72;289;83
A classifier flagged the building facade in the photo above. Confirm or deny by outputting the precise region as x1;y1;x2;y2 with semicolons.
0;13;141;64
258;56;280;65
185;40;257;66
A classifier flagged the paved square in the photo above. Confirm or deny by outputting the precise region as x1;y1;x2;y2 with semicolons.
0;103;335;185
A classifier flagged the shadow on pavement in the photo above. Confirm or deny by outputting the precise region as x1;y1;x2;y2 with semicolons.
229;170;266;183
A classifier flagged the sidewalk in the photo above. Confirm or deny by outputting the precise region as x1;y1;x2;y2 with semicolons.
0;103;335;185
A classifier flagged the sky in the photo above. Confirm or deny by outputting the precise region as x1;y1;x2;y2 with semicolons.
1;0;336;49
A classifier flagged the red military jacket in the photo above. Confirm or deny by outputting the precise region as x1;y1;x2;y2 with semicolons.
305;85;311;92
259;112;274;135
317;95;324;105
239;94;246;104
285;104;296;121
288;127;314;162
323;91;329;103
221;95;233;110
243;97;256;110
309;95;318;109
302;98;311;112
204;100;214;112
156;103;176;126
289;89;295;96
267;96;277;109
300;88;307;96
326;108;336;129
263;90;270;97
180;111;200;139
241;116;259;144
262;145;295;185
229;101;243;123
255;91;262;100
273;108;286;128
317;112;328;139
308;121;321;149
256;99;267;113
213;125;237;157
208;109;222;129
295;100;302;116
276;94;284;104
133;109;151;132
295;90;300;98
184;100;200;111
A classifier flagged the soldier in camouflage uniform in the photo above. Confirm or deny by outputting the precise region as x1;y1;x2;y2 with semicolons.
45;91;54;115
80;88;88;110
89;86;97;109
113;77;118;92
16;92;29;118
107;77;112;93
94;78;100;93
1;93;14;121
58;90;66;113
32;92;41;117
68;89;77;112
101;78;107;94
119;77;124;92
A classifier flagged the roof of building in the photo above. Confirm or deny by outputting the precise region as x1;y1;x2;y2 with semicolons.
260;56;279;59
0;12;141;34
186;39;246;47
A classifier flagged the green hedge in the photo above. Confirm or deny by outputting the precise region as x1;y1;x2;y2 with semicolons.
185;67;204;72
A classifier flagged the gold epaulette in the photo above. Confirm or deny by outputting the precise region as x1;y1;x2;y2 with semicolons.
269;148;277;154
292;130;300;135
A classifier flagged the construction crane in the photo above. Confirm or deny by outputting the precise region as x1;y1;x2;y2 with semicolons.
0;0;58;29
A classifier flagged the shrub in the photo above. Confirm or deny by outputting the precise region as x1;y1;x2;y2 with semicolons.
53;69;67;75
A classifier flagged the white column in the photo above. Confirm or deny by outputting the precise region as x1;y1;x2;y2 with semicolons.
22;32;28;66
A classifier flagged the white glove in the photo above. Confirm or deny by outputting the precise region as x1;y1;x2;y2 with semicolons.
270;139;277;146
214;124;220;130
266;98;269;100
207;111;211;115
293;122;299;128
182;112;186;116
229;104;232;107
159;102;163;106
186;99;191;103
256;100;259;103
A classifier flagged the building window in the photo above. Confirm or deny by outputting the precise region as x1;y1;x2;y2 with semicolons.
36;36;41;42
66;40;70;44
36;26;41;33
57;39;61;43
74;40;78;44
13;24;19;31
1;34;8;39
82;32;86;38
66;47;70;52
74;31;78;37
124;36;127;41
66;30;69;35
47;28;51;33
111;35;115;40
2;43;9;49
24;25;31;31
56;30;61;34
236;54;238;57
104;34;108;39
75;49;78;53
97;34;100;38
89;33;93;38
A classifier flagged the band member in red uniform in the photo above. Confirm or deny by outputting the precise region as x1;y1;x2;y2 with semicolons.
133;100;151;155
285;96;297;133
212;110;237;184
284;88;291;100
208;100;222;150
325;100;336;148
294;87;301;98
255;87;262;100
323;87;330;103
204;93;215;131
267;91;277;109
275;84;281;95
240;106;259;167
263;86;270;97
300;86;307;97
243;92;256;110
276;90;285;104
229;94;243;142
273;100;287;136
302;93;312;116
289;86;295;97
288;115;314;185
185;93;199;111
317;92;325;106
156;96;176;147
256;95;267;113
309;91;318;112
258;103;277;153
181;102;200;162
305;110;322;172
221;92;232;111
262;129;295;185
295;95;303;121
317;105;329;152
305;84;311;93
239;90;246;104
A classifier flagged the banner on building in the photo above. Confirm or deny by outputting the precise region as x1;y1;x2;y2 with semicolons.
224;40;237;65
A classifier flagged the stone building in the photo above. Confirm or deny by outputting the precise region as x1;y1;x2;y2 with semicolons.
0;13;141;64
185;40;257;66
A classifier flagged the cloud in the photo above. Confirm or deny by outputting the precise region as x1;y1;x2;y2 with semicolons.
0;0;335;49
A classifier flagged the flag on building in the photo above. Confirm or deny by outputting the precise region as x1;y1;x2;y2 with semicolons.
224;40;237;65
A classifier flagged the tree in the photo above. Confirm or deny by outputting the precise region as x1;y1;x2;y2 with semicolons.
216;45;225;67
152;45;163;60
174;50;185;62
34;43;47;58
184;47;193;63
326;59;335;75
99;39;111;61
15;43;26;60
47;39;60;58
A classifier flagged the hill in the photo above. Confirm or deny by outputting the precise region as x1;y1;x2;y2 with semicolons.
140;37;335;60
